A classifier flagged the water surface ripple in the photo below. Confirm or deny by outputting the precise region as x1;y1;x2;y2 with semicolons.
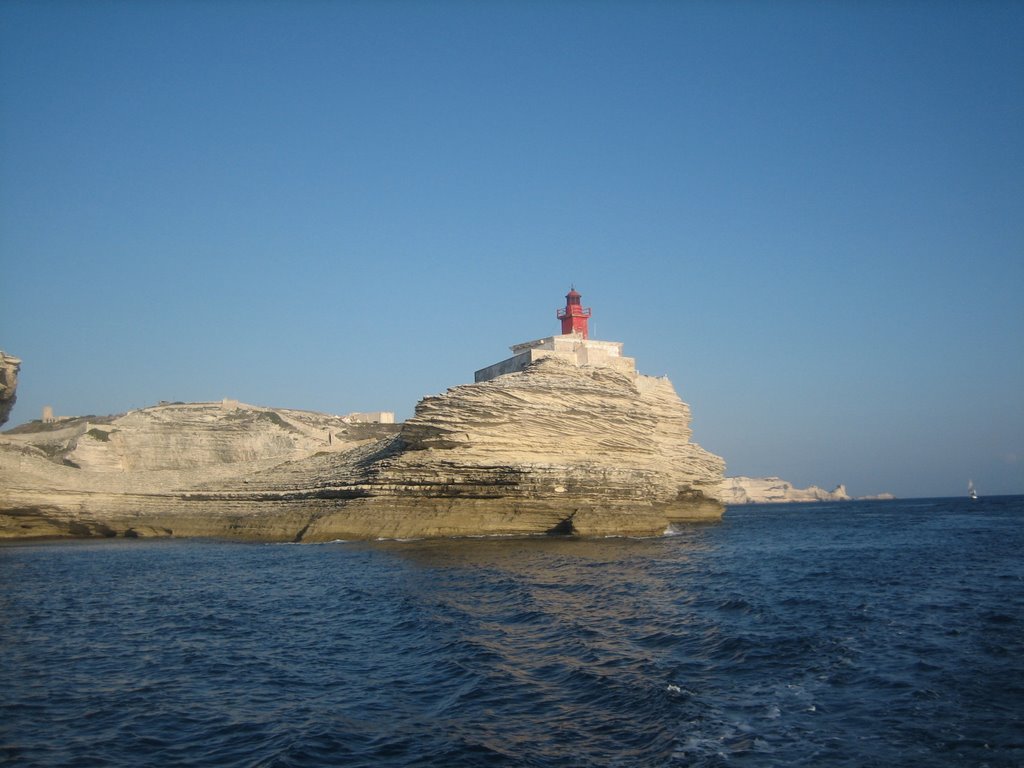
2;497;1022;766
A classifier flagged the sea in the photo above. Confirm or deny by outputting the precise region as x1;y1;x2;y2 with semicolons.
1;496;1022;768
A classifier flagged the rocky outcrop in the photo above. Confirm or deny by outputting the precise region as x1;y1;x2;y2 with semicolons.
297;357;725;539
718;476;851;504
0;357;725;540
0;351;20;428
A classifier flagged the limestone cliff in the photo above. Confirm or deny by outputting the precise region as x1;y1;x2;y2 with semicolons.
0;357;724;540
298;356;725;539
718;476;851;504
0;351;20;428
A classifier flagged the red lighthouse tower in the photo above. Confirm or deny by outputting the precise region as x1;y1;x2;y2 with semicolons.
557;287;592;339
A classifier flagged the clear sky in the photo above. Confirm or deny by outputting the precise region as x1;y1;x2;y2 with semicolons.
2;1;1022;499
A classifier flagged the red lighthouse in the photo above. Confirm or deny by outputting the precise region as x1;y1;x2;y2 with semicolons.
557;287;592;338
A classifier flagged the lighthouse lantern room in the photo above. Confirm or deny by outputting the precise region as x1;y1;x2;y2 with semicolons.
473;287;635;383
557;287;592;338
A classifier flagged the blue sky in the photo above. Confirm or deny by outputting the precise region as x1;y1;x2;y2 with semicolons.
2;1;1021;498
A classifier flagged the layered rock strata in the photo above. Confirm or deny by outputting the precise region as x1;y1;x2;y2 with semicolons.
0;357;725;541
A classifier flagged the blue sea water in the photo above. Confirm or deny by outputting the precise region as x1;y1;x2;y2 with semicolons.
1;497;1022;767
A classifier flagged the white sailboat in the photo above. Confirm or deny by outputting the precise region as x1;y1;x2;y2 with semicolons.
968;480;978;500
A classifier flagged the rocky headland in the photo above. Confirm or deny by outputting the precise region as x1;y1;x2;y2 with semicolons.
0;356;726;541
718;476;861;504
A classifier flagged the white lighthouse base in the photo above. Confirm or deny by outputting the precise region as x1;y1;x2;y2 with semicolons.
474;334;637;383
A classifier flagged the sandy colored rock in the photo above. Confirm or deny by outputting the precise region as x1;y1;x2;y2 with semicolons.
0;358;725;541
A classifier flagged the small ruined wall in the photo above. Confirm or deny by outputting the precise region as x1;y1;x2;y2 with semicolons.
474;352;533;382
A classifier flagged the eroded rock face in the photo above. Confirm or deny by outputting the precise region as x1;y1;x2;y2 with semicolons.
0;352;20;428
0;358;725;540
302;357;724;539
